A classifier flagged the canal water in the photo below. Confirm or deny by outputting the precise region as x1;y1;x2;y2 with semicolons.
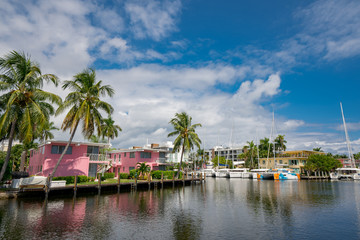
1;178;360;240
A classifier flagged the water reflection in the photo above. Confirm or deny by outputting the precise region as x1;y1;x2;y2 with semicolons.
1;179;360;239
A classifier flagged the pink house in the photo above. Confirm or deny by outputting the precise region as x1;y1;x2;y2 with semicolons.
108;144;169;176
29;141;110;178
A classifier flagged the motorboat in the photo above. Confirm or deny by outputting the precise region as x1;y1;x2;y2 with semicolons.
260;169;299;180
330;168;360;180
249;169;268;179
228;168;251;178
215;168;230;178
201;169;216;177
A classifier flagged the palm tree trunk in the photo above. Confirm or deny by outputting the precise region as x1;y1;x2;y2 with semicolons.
176;144;185;179
20;150;27;171
0;119;17;182
46;121;79;189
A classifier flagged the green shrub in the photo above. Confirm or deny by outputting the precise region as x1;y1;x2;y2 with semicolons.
129;169;139;179
151;170;179;179
53;176;75;184
119;173;129;179
77;175;88;183
104;172;115;179
88;177;95;182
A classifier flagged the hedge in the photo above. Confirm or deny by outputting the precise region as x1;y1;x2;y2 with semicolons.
53;175;91;184
119;173;129;179
104;172;115;179
151;170;180;179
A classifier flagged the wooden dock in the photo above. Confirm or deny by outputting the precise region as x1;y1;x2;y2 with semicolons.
10;176;204;199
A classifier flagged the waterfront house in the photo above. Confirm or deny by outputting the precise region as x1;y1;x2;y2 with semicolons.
108;143;171;176
29;141;111;178
258;150;326;173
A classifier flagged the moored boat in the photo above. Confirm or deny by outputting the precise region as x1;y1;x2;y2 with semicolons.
228;168;250;178
330;168;360;180
215;169;230;178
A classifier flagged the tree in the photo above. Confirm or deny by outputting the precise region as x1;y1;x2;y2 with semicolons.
168;112;202;178
48;68;114;187
275;135;287;152
259;137;273;158
40;121;59;143
0;51;60;182
304;154;342;175
136;162;150;179
100;115;122;144
211;156;233;168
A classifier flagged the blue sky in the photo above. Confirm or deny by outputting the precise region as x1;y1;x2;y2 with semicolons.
1;0;360;154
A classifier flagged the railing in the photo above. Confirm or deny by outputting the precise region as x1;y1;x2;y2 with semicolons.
86;153;111;162
156;158;167;163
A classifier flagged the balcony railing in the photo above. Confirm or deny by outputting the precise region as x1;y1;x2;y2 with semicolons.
86;153;111;162
156;158;167;163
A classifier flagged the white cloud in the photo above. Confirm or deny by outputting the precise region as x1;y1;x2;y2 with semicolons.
125;0;181;41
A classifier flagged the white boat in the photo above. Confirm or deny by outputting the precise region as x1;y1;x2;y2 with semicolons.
258;168;299;180
215;168;230;178
330;103;360;180
250;169;268;179
228;168;251;178
330;168;360;180
201;169;216;177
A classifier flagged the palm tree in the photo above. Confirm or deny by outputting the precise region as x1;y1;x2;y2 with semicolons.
48;68;114;186
275;134;287;152
40;121;59;143
136;162;150;179
0;51;60;181
100;115;122;144
168;112;202;178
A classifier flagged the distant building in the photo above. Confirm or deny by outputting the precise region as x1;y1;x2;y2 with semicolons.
0;139;21;152
210;146;244;166
29;141;110;177
259;150;326;173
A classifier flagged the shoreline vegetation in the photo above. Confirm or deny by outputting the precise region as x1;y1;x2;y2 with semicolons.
0;50;357;190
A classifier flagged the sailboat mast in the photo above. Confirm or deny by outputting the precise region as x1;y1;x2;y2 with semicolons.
340;102;355;168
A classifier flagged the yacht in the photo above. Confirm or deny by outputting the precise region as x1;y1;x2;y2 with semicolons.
260;169;299;180
330;168;360;180
228;168;251;178
215;168;230;178
201;169;216;177
250;169;268;179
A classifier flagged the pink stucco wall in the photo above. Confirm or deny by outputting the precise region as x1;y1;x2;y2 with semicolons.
29;143;91;177
109;150;162;174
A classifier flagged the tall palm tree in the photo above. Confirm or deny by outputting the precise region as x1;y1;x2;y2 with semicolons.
168;112;202;178
48;68;114;185
100;115;122;144
275;134;287;152
0;51;60;181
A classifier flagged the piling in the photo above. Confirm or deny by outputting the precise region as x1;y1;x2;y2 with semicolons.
182;172;185;187
117;174;121;193
98;174;101;195
74;175;78;197
172;172;175;188
161;172;164;189
191;172;194;185
148;172;151;190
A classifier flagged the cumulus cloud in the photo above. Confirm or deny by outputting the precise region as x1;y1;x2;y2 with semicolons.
125;0;181;41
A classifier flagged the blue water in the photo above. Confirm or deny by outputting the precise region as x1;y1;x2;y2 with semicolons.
1;179;360;239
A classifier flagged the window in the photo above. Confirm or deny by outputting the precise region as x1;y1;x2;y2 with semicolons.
124;153;126;157
87;146;99;154
159;152;165;158
262;160;265;164
279;160;283;164
130;152;135;158
141;152;151;158
51;145;72;154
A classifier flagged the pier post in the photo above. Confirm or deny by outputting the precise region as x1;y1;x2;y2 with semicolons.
135;176;138;191
117;173;121;193
161;172;164;189
172;172;175;188
200;173;202;184
182;171;185;187
44;176;50;200
148;172;151;190
98;174;101;195
204;172;206;181
191;172;194;185
74;175;78;197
